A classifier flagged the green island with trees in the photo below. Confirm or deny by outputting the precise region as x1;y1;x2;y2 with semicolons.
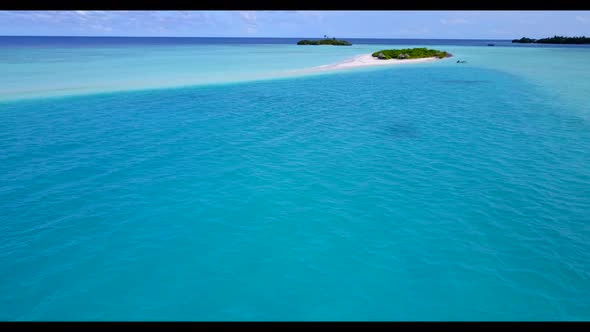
371;48;451;60
512;36;590;44
297;35;352;46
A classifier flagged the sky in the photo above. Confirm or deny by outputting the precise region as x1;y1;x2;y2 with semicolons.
1;11;589;39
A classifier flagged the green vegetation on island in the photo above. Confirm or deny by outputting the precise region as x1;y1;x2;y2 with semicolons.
512;37;536;43
297;35;352;46
512;36;590;44
371;48;451;60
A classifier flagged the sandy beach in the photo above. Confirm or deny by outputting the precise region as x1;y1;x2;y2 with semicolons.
301;54;439;73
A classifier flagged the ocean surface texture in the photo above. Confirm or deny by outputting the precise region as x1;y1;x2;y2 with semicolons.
1;37;589;320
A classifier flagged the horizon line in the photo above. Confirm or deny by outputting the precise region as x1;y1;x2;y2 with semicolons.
0;35;515;40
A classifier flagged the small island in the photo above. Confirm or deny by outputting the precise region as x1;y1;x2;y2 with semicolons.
371;48;451;60
512;36;590;44
297;35;352;46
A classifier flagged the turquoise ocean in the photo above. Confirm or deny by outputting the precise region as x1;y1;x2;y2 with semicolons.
1;37;589;320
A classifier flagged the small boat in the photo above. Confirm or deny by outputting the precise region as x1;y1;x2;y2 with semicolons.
456;60;467;64
487;43;495;46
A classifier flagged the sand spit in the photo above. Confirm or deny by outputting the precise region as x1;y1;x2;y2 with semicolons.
299;54;440;74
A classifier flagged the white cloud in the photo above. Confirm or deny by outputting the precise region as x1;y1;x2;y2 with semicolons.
89;24;113;32
239;11;257;24
439;18;470;25
296;11;324;22
239;11;257;33
3;10;113;24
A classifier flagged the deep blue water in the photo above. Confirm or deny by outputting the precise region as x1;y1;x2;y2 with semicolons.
1;36;509;47
1;37;590;320
3;35;590;48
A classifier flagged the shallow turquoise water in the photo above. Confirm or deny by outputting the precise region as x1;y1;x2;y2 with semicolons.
1;38;590;320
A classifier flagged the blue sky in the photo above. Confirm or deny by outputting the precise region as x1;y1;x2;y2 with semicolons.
1;11;589;39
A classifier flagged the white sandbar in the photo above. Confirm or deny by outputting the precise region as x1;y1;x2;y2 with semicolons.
296;54;440;74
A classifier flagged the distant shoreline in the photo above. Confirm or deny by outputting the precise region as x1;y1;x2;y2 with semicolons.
297;38;352;46
512;36;590;44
